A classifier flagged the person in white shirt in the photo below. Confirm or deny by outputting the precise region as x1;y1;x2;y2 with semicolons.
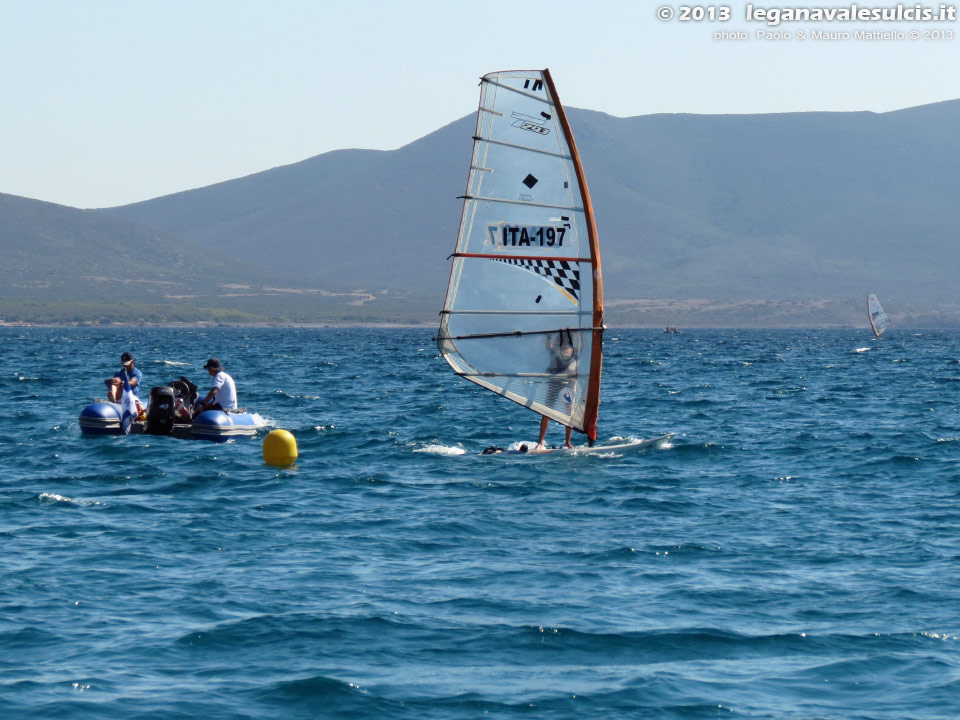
195;358;238;414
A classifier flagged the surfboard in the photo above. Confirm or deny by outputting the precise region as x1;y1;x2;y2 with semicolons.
481;434;674;455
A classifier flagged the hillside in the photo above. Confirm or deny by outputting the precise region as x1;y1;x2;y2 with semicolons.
102;100;960;320
583;101;960;303
0;193;418;324
100;124;472;297
3;98;959;326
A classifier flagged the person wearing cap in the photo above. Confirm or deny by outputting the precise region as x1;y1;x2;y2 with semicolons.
105;351;143;409
195;358;238;413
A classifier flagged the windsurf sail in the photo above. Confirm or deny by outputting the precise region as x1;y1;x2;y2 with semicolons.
437;69;603;441
867;293;889;339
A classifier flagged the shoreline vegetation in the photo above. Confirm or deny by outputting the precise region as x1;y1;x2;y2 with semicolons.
0;320;937;330
0;320;437;329
0;295;960;330
3;296;959;330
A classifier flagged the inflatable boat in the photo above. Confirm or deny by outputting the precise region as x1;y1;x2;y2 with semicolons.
79;377;258;443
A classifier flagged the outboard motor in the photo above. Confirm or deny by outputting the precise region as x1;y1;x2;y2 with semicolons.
170;377;199;420
146;386;177;435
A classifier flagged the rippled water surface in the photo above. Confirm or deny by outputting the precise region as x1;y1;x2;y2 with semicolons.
2;327;959;719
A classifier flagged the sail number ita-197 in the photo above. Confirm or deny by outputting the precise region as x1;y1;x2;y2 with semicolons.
493;225;567;247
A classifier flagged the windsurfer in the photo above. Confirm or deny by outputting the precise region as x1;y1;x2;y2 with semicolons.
536;330;577;449
105;351;144;413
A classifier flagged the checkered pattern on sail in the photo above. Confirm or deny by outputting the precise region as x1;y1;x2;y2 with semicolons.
493;257;580;303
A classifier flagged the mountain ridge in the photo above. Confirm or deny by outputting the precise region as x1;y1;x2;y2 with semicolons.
2;97;959;325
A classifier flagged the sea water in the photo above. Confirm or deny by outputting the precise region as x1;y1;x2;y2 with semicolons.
1;327;958;719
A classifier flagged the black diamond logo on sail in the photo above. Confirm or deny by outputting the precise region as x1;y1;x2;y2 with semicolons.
522;174;538;189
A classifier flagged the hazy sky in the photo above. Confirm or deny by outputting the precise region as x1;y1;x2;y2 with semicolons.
2;0;957;208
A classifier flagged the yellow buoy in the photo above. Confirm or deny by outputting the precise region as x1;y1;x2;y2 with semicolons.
263;429;298;467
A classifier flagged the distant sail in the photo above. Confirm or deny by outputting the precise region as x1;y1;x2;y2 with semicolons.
437;69;603;440
867;293;889;339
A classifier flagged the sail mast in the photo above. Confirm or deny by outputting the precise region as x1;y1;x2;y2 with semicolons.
541;69;603;442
